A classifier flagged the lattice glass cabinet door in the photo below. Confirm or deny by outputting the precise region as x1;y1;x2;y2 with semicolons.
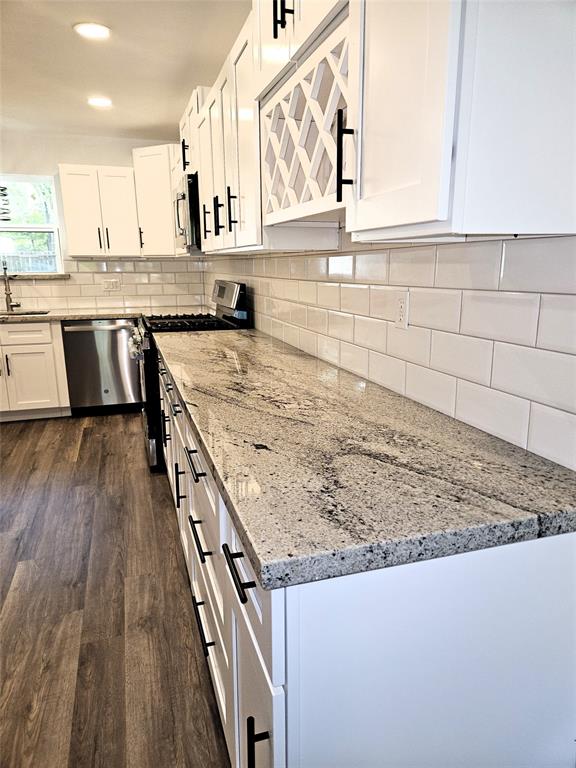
260;20;350;225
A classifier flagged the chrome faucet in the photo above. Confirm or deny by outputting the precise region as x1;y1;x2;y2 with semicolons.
2;261;21;313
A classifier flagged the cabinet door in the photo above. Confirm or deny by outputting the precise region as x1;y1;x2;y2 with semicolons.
0;356;10;412
208;86;232;250
290;0;346;58
254;0;292;95
347;0;462;233
236;614;286;768
58;165;104;256
229;26;262;248
97;167;141;256
133;145;175;257
198;111;216;252
4;344;60;410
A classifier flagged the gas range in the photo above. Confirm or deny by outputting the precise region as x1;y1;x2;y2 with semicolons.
143;313;235;333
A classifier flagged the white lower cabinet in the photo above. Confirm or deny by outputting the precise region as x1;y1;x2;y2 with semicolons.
0;322;69;419
160;362;576;768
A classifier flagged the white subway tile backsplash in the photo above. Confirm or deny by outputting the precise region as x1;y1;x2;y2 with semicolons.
492;343;576;414
290;258;307;279
318;335;340;365
389;246;436;287
341;284;370;315
500;236;576;293
284;324;299;347
537;294;576;354
340;342;369;377
298;281;317;304
435;241;502;289
387;325;431;366
370;286;405;320
460;291;540;345
306;257;328;280
284;281;300;301
456;380;530;447
328;255;354;281
405;364;456;416
354;251;389;284
328;311;354;342
307;307;328;334
409;288;461;332
299;329;318;357
317;282;340;309
431;331;493;385
354;316;387;353
527;403;576;470
290;303;307;327
368;352;406;394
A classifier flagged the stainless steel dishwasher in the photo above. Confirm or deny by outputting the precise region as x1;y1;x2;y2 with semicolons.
62;318;141;409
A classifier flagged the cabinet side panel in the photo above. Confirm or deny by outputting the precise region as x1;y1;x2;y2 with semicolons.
287;534;576;767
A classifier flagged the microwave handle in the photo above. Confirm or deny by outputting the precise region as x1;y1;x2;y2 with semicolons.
175;193;186;236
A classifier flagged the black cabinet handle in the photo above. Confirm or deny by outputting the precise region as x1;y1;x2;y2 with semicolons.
226;186;238;232
139;227;144;248
188;515;213;564
171;402;182;416
184;447;207;484
191;594;215;657
174;462;187;508
105;227;110;249
159;367;167;375
5;354;10;376
97;227;102;249
336;108;354;203
213;195;225;234
165;383;173;392
280;0;294;28
222;543;256;604
181;138;190;171
247;716;270;768
273;0;280;39
162;412;171;445
202;204;211;238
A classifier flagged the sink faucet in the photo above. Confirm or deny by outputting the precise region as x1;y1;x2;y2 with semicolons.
2;261;21;313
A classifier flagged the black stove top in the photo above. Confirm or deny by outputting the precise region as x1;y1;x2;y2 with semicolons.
143;312;235;333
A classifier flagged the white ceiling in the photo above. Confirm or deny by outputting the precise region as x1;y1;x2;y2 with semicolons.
1;0;251;140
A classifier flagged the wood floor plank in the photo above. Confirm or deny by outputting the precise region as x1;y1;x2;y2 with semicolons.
68;637;126;768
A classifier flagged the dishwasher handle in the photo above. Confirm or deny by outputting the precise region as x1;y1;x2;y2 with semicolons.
63;323;135;332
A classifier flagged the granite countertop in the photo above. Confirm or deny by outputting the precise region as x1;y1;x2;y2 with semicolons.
154;329;576;590
0;308;182;323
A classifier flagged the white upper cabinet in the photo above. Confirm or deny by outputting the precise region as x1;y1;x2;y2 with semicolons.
347;0;576;240
58;165;106;256
290;0;347;58
261;18;349;225
133;145;176;257
97;167;141;256
179;86;210;177
198;111;216;252
59;164;141;257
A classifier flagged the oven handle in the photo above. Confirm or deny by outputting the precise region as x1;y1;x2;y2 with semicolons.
63;324;135;332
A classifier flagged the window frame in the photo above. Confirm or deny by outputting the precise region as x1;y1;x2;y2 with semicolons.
0;173;64;275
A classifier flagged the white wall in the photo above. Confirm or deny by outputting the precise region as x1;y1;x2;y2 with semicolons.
0;128;167;175
204;236;576;471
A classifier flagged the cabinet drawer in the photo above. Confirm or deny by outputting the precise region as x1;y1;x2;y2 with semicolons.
0;322;52;345
236;610;286;768
223;512;285;686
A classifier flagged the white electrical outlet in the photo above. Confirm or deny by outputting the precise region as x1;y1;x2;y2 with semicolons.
102;278;121;292
395;291;409;329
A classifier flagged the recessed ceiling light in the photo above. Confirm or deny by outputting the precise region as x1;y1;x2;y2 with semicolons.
88;96;113;109
74;22;110;40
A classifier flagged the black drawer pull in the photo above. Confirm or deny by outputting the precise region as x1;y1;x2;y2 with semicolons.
222;543;256;604
272;0;280;39
226;186;238;231
184;447;207;484
188;515;213;564
181;137;190;171
247;716;270;768
213;195;225;234
191;595;215;657
175;462;186;508
139;227;144;248
202;204;211;238
165;383;173;392
161;410;171;445
280;0;293;28
336;108;354;202
159;367;167;375
171;402;182;416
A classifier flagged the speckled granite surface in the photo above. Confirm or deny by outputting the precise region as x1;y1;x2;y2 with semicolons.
0;307;183;323
154;329;576;590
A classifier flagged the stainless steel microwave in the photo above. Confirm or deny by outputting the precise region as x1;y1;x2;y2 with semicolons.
174;173;201;253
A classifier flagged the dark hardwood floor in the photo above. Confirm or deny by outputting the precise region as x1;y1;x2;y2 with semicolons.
0;414;230;768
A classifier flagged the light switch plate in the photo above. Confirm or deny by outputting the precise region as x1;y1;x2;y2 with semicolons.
102;278;121;292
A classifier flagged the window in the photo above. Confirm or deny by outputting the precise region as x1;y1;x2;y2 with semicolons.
0;174;62;274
